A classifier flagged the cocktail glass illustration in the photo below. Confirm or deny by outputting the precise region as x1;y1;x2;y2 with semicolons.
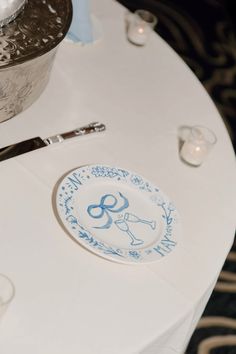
114;219;143;246
124;212;156;230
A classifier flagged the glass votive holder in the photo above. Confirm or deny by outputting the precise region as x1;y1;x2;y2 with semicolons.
127;9;158;46
180;126;217;166
0;274;15;319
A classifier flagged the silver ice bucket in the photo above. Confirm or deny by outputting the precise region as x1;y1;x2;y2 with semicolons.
0;0;72;123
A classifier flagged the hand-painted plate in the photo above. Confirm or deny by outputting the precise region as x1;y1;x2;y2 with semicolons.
56;165;181;264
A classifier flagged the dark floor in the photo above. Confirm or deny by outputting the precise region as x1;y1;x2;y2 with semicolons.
118;1;236;352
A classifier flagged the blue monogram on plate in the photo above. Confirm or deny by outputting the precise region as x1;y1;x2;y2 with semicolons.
57;164;180;263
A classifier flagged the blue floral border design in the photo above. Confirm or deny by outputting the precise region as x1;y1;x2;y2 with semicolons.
56;165;180;263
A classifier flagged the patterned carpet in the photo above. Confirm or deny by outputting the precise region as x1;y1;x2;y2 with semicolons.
117;0;236;352
187;239;236;353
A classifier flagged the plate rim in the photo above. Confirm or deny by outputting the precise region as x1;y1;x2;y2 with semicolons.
55;164;181;264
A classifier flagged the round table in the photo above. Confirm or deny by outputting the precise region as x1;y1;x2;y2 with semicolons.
0;0;235;353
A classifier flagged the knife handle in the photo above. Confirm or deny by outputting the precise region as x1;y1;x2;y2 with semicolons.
44;122;106;145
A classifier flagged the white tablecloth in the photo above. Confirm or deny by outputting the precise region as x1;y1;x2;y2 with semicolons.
0;0;235;353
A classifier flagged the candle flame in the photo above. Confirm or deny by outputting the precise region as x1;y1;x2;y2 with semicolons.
138;27;144;34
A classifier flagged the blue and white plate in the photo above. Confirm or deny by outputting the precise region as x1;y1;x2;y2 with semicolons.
56;165;181;264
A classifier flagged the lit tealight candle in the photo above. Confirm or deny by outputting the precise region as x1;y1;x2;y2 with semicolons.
127;10;157;46
180;126;217;166
128;24;147;45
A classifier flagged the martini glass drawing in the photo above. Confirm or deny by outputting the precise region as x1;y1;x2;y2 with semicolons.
114;219;143;246
124;212;156;230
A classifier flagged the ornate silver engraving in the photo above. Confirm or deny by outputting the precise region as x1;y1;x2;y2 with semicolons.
0;0;72;122
0;48;56;123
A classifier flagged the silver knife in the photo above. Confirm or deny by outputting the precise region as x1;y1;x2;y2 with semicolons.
0;122;106;162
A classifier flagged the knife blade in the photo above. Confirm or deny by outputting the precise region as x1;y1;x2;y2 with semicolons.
0;122;106;162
